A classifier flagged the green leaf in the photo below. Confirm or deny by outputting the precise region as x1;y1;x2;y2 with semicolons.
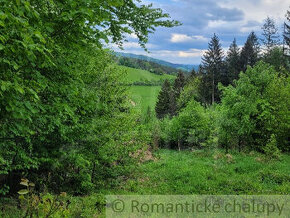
20;181;29;187
29;182;35;187
18;189;29;195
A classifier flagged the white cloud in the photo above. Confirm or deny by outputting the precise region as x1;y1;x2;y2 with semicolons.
170;33;209;43
178;49;206;57
208;20;228;28
217;0;288;27
122;42;140;48
170;34;193;43
192;35;208;41
127;33;138;39
240;26;260;33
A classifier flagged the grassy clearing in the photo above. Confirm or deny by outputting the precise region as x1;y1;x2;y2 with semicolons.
117;149;290;195
121;66;175;84
129;86;161;113
1;149;289;217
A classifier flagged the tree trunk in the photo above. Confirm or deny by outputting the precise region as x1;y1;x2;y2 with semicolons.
212;72;215;104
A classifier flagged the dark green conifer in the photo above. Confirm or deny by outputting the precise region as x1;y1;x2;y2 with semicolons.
283;10;290;55
226;38;240;83
239;32;260;72
155;80;172;119
261;17;280;52
201;33;225;104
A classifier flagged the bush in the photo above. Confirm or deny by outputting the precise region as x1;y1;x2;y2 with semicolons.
160;100;211;149
263;135;281;160
218;61;289;152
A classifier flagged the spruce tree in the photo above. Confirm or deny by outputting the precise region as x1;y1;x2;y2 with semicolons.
171;71;186;115
261;17;280;52
239;32;260;72
155;79;172;119
198;66;211;105
189;68;197;79
283;10;290;55
226;38;240;83
201;33;225;104
173;71;186;98
144;106;152;123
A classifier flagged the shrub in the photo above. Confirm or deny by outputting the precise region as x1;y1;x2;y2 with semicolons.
161;100;211;149
263;135;281;160
218;62;289;152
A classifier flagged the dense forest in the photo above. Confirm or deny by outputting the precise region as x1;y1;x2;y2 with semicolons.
0;0;289;217
116;56;180;75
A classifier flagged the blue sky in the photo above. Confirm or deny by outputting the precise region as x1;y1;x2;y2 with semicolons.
113;0;289;65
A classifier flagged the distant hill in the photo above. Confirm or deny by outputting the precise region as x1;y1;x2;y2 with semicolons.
121;66;175;85
115;52;199;72
116;55;178;75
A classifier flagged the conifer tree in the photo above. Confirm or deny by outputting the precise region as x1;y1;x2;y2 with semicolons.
189;68;197;80
239;32;260;72
171;71;186;115
155;80;172;119
198;66;211;105
201;34;225;104
173;71;186;98
283;10;290;55
226;38;240;83
144;106;152;123
261;17;280;52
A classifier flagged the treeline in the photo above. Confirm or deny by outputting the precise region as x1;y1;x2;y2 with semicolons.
0;0;179;196
117;56;179;75
198;16;289;105
154;14;290;156
131;79;175;86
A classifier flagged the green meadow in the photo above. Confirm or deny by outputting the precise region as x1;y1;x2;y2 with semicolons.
122;66;175;84
121;66;175;113
119;149;290;195
129;86;161;113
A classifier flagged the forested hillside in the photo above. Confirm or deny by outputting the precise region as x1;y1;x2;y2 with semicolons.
116;56;180;75
122;66;175;85
116;52;199;72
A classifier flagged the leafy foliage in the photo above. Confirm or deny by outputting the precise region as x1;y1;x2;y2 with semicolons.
178;76;201;110
263;47;290;72
18;178;70;217
160;100;211;150
218;62;289;152
0;0;179;195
